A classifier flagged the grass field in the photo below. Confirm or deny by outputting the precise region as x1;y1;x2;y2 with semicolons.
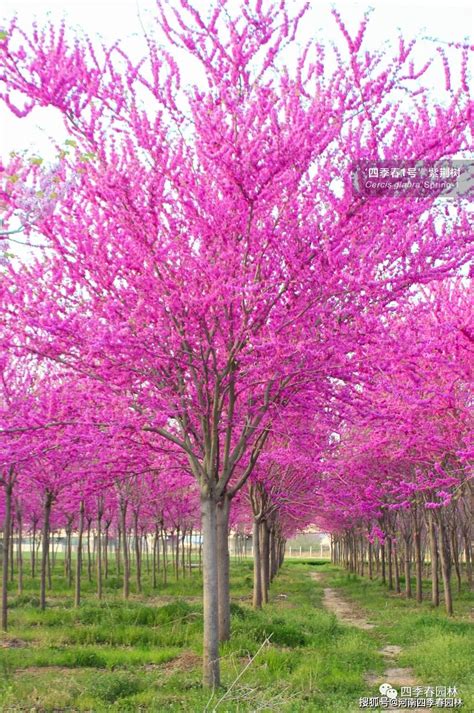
0;560;472;711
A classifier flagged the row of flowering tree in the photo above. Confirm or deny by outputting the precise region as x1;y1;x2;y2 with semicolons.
1;0;472;687
325;281;472;615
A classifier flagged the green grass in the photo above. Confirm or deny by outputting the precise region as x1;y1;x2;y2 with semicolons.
0;559;472;711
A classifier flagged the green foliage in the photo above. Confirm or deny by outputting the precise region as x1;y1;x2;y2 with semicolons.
249;617;309;647
92;672;142;703
0;560;472;712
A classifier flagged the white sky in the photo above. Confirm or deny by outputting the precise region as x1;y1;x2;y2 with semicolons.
0;0;472;159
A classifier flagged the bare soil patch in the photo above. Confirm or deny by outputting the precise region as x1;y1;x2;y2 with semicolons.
365;667;418;687
0;637;29;648
158;650;201;674
380;644;402;658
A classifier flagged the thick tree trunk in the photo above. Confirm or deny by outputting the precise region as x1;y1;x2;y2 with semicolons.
252;518;262;609
280;538;285;568
1;483;13;631
437;520;453;616
216;495;231;642
75;501;85;607
201;494;220;688
40;494;53;611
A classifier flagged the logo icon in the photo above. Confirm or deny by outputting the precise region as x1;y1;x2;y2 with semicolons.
379;683;398;700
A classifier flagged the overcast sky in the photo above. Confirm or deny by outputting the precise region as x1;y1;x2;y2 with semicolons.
1;0;472;159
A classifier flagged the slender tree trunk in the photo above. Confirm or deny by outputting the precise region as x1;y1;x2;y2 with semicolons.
450;530;462;595
161;529;168;586
216;495;231;642
9;518;14;582
46;532;52;589
121;502;130;599
404;536;412;599
270;528;277;581
144;534;150;575
66;523;73;587
394;541;400;593
133;512;141;594
381;542;386;585
104;523;110;579
86;520;92;582
368;540;373;580
175;530;180;576
17;510;23;595
199;531;202;573
437;520;453;616
116;525;122;575
188;527;193;576
1;482;13;631
181;529;186;576
252;518;262;609
31;521;37;578
201;493;220;688
40;494;53;611
97;510;103;600
152;528;158;589
387;538;393;590
427;512;439;606
75;500;85;607
260;520;270;604
463;532;472;590
51;531;57;571
414;528;423;604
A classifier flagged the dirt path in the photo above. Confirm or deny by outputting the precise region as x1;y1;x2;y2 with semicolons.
322;587;376;630
310;571;429;708
310;572;374;629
